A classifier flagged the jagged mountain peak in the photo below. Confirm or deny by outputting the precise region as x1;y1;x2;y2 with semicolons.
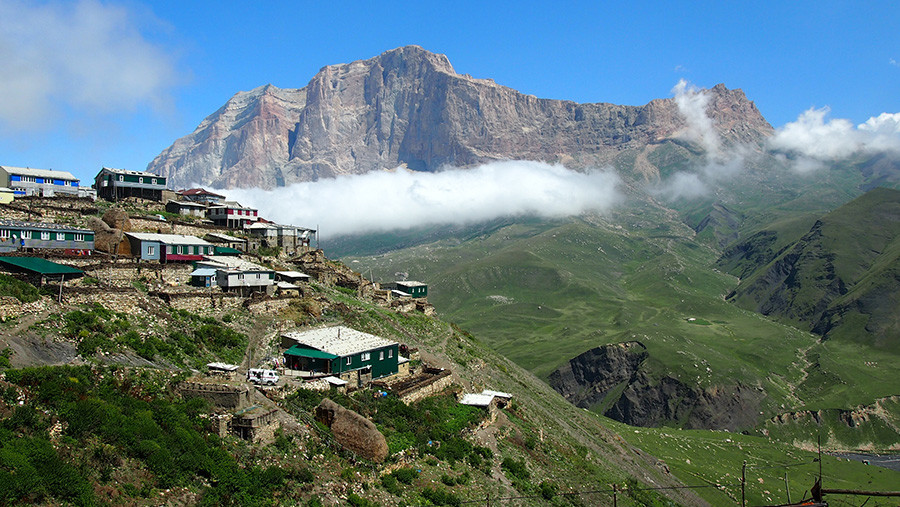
148;47;773;190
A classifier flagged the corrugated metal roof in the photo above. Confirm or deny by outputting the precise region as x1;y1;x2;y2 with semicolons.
0;220;92;233
0;166;78;181
99;166;158;177
283;344;339;360
282;326;397;357
190;268;217;277
199;255;269;272
124;232;212;246
0;257;83;276
459;394;494;407
213;246;243;255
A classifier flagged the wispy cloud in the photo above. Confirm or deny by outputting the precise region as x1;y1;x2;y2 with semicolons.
890;58;899;67
651;80;747;200
0;0;178;131
768;107;900;170
222;161;623;238
671;79;721;155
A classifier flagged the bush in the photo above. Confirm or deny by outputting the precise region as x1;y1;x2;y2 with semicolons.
0;274;40;303
391;467;418;485
420;487;461;506
501;457;529;481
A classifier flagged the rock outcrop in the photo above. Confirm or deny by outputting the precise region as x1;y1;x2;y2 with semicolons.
315;398;388;462
549;342;764;431
147;46;773;190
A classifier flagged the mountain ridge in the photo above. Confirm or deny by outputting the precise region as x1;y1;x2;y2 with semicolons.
148;45;773;189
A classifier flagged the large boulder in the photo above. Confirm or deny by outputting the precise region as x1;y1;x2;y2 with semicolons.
102;207;131;231
86;216;125;254
315;398;388;462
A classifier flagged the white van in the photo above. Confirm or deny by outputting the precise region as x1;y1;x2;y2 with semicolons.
247;368;279;386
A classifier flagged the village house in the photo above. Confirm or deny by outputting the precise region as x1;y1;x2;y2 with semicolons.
178;188;225;205
382;280;428;298
281;326;400;386
165;200;207;218
0;220;94;253
208;201;258;229
0;188;14;204
195;255;274;293
203;232;248;252
0;166;94;198
94;167;167;202
244;221;315;254
124;232;215;262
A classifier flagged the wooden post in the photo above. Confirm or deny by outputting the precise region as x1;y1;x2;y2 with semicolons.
741;460;746;507
58;274;64;303
613;483;618;507
784;471;791;504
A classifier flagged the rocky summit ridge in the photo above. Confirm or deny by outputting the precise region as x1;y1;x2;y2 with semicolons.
148;45;773;190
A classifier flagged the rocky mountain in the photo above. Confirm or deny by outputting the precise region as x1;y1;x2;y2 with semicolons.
148;45;773;190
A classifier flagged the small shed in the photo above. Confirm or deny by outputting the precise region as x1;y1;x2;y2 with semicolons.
190;268;218;288
0;256;83;284
276;270;311;284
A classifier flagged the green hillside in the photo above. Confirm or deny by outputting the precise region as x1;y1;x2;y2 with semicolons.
724;187;900;352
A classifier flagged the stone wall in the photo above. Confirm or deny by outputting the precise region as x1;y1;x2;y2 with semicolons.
154;292;244;313
63;288;155;316
178;381;250;409
0;295;55;320
246;297;293;315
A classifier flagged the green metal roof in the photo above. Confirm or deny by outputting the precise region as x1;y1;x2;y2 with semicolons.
283;344;338;360
214;246;243;255
0;257;84;276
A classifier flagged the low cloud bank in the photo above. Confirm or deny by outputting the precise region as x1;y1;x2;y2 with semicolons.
223;161;622;238
0;0;177;130
769;108;900;169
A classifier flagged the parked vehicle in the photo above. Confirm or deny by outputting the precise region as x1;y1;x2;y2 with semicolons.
247;368;279;385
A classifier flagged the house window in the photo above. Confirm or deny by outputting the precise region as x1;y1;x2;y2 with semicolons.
151;178;157;185
139;177;144;184
0;230;9;239
379;351;384;361
166;245;173;254
147;245;155;256
118;175;123;181
361;352;370;361
346;357;352;366
388;349;393;359
256;273;261;279
41;231;50;241
75;233;84;242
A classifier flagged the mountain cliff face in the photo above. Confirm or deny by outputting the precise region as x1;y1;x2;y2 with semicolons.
148;45;773;190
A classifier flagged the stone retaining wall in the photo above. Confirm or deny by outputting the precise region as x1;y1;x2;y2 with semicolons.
177;381;249;409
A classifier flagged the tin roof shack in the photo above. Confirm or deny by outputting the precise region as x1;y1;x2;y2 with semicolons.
94;167;166;202
178;188;225;204
124;232;215;262
459;390;513;426
0;257;83;290
0;220;94;253
190;267;218;288
165;200;207;218
208;201;258;229
245;222;315;254
282;326;399;384
196;255;274;294
204;232;248;252
0;166;91;198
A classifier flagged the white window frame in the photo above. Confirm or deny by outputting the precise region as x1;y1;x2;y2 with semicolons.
379;351;384;361
0;229;9;239
346;356;352;366
151;178;157;185
388;349;393;359
40;231;50;241
147;245;155;256
118;175;123;181
139;177;144;184
361;352;370;361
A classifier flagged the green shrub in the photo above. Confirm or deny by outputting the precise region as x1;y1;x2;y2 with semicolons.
420;487;461;506
501;457;529;481
0;347;11;369
381;474;403;496
0;274;39;303
391;467;418;485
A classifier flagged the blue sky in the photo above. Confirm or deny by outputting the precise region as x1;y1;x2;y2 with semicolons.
1;0;898;184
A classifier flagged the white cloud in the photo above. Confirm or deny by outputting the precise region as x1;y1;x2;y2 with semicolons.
0;0;177;130
222;161;623;238
768;107;900;165
672;79;721;155
890;58;899;67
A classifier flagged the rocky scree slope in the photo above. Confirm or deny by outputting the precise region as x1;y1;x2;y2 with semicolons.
148;45;773;189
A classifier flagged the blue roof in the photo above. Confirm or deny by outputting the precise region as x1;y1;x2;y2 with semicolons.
190;268;217;277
